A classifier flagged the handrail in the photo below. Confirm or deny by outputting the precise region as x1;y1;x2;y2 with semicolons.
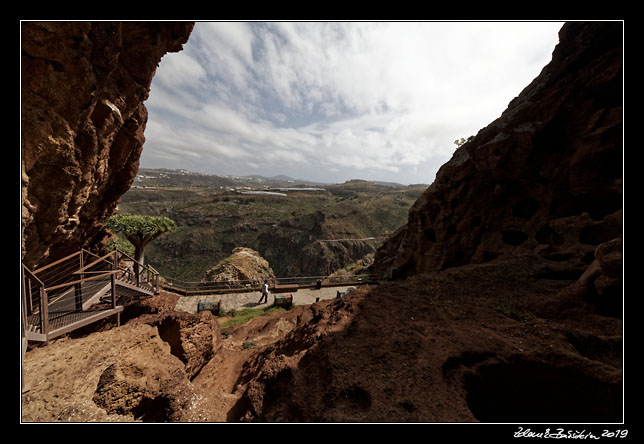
31;250;82;275
45;270;118;292
115;249;156;275
23;264;45;287
82;248;103;261
73;250;115;274
163;273;378;285
22;263;49;340
113;249;159;293
160;273;379;295
22;247;161;344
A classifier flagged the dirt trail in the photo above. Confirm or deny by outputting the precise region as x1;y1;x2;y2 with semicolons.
174;285;362;313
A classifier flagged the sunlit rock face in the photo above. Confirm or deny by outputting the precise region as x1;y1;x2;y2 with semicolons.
375;22;622;280
21;21;194;268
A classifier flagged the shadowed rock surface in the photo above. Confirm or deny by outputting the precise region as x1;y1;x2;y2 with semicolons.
21;21;194;268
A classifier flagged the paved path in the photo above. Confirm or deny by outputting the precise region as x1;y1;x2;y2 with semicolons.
174;285;365;314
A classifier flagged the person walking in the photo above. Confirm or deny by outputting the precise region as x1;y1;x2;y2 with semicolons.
258;280;269;304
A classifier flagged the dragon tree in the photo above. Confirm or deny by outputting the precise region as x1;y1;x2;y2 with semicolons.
104;214;176;281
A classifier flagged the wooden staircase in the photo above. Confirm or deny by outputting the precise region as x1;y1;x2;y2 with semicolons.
21;249;159;344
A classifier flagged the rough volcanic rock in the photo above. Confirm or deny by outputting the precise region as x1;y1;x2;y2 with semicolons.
227;258;622;422
374;22;622;285
131;310;223;380
21;322;218;422
204;247;276;287
21;21;194;268
575;236;623;317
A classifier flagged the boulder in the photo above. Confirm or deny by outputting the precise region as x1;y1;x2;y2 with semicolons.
204;247;276;288
579;237;623;317
131;310;222;380
21;322;212;422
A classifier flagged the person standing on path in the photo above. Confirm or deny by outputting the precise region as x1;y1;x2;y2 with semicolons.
258;280;269;304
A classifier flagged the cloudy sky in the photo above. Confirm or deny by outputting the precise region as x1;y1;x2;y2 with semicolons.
142;21;563;185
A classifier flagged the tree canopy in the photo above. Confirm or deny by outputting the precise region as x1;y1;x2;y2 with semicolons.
104;214;176;265
105;214;176;241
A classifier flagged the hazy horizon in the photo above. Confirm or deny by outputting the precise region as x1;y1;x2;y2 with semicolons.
141;21;564;186
137;166;430;186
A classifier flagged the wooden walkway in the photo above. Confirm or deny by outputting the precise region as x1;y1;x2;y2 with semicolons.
22;249;159;345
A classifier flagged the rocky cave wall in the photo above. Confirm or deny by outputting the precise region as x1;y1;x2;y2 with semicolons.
21;21;194;269
374;22;623;281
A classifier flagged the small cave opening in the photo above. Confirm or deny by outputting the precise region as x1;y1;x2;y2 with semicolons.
464;360;622;423
339;384;372;411
502;230;528;246
157;317;185;364
131;396;172;423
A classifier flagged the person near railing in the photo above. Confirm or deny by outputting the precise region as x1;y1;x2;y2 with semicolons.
258;280;269;304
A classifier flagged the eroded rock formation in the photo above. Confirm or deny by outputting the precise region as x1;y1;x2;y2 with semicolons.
374;22;622;288
204;247;276;288
21;21;194;268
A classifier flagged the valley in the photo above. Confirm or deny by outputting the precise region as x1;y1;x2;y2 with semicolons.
116;168;427;282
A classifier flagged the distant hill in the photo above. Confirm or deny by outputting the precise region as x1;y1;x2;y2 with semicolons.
243;174;331;187
135;168;426;191
134;168;330;189
118;172;427;282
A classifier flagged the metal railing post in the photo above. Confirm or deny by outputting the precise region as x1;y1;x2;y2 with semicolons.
40;286;49;344
24;267;33;313
74;250;85;310
111;251;117;309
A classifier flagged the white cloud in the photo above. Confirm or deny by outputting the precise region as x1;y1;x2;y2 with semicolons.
143;21;564;184
154;51;206;89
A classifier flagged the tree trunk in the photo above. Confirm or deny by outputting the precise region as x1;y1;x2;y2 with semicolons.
127;237;146;286
134;245;145;267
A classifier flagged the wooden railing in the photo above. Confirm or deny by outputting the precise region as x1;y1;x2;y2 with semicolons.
160;273;379;296
22;248;160;344
112;249;159;293
22;264;48;342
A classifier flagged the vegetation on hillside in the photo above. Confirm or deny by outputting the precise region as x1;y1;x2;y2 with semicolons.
219;304;296;329
117;170;426;281
104;214;176;266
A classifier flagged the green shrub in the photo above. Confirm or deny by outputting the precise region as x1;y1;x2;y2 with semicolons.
220;304;293;329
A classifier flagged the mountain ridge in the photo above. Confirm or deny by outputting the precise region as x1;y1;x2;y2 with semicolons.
135;167;425;190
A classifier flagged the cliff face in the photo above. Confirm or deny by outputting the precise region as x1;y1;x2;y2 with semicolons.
21;22;194;268
374;22;622;281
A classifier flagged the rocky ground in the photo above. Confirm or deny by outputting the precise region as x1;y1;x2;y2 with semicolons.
21;255;622;424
